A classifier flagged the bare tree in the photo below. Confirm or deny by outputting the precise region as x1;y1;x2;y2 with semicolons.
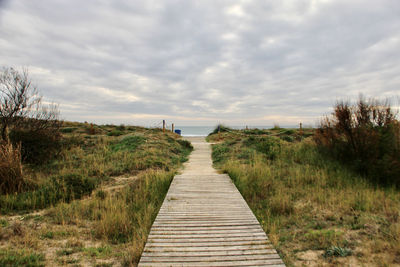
0;67;41;142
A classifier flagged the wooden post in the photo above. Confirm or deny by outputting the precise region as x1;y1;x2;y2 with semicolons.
172;123;174;133
163;120;165;133
299;122;303;136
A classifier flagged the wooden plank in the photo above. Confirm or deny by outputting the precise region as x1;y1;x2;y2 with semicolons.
147;237;272;245
144;240;271;247
143;248;277;256
140;254;282;262
138;137;285;266
150;225;262;231
148;233;267;239
140;260;285;267
143;244;275;252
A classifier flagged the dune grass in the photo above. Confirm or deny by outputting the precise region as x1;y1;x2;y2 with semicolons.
47;170;175;265
0;122;192;266
208;128;400;266
0;123;191;213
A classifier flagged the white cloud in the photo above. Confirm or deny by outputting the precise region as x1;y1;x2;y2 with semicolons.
0;0;399;126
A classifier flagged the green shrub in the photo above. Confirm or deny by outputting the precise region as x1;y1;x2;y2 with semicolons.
324;246;352;257
243;128;266;135
177;139;193;150
212;144;230;164
9;129;62;164
284;129;295;135
111;136;146;152
107;130;123;136
0;174;95;212
60;127;77;133
244;136;281;160
281;135;295;142
116;124;126;131
209;124;232;135
57;174;96;201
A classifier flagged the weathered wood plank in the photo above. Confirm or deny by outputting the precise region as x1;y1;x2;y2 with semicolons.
144;244;275;252
143;248;278;256
140;260;285;267
140;254;282;262
138;137;285;266
144;240;271;247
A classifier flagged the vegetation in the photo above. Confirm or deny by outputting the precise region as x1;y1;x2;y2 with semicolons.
315;97;400;187
0;122;192;266
0;249;45;267
209;124;233;135
0;142;25;194
1;67;62;197
208;124;400;266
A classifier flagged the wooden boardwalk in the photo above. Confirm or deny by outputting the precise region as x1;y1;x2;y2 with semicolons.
138;137;285;266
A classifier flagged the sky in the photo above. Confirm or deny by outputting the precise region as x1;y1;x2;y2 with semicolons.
0;0;399;127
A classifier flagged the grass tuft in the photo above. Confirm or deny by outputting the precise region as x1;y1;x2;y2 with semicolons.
0;249;45;267
324;246;352;257
0;142;25;194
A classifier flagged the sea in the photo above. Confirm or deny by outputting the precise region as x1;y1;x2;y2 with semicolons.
172;125;299;137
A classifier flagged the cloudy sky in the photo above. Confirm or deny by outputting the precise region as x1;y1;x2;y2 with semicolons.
1;0;399;126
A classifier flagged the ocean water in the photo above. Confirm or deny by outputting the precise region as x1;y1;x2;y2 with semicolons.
173;126;286;136
174;126;215;136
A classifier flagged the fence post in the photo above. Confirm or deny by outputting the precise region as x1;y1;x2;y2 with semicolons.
172;123;174;133
163;120;165;133
299;122;303;136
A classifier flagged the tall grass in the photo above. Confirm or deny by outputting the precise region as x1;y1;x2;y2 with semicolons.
0;124;192;214
212;134;400;266
48;170;174;265
0;122;192;266
0;142;25;194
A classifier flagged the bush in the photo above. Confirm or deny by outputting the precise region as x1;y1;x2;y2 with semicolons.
9;128;62;164
116;124;126;131
107;130;123;136
0;143;25;194
315;97;400;186
324;246;352;257
243;128;267;135
212;144;231;163
209;124;232;135
60;127;77;133
86;123;96;135
244;136;281;160
0;173;95;212
111;136;146;152
55;174;96;201
177;139;193;150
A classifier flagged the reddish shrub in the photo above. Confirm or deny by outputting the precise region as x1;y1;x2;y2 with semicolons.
315;97;400;186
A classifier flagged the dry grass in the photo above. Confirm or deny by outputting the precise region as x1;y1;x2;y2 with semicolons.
210;130;400;266
0;142;25;194
0;122;192;266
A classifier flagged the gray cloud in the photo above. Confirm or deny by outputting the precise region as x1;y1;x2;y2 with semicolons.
1;0;399;126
